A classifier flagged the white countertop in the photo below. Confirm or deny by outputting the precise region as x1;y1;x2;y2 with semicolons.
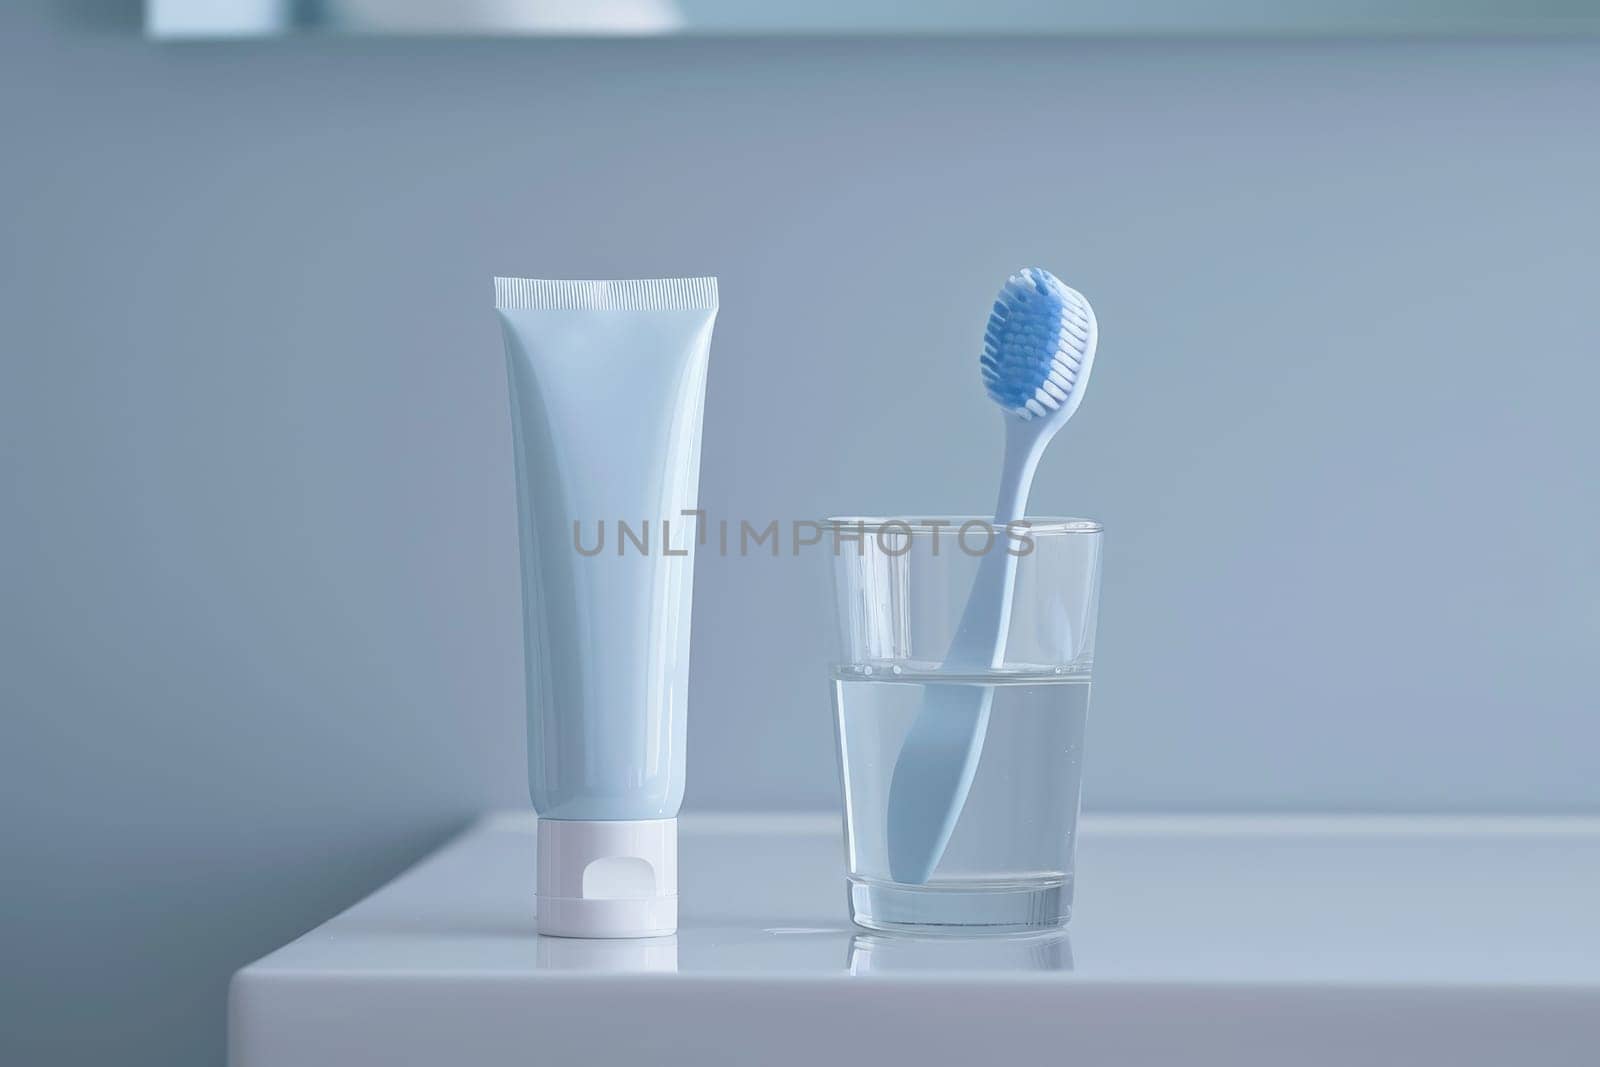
231;812;1600;1066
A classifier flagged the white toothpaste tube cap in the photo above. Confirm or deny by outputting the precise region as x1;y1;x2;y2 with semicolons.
536;818;678;938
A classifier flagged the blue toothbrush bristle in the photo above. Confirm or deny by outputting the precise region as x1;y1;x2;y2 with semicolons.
980;267;1092;419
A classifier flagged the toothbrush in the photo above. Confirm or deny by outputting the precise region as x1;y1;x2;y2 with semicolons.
886;268;1098;885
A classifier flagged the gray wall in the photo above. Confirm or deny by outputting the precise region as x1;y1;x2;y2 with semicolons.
4;2;1599;1063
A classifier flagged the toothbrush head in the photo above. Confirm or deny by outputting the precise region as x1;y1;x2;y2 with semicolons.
980;267;1097;425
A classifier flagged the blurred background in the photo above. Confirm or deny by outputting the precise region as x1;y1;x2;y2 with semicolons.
3;1;1599;1064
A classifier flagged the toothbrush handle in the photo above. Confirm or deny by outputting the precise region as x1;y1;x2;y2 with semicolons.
884;417;1047;884
946;418;1044;669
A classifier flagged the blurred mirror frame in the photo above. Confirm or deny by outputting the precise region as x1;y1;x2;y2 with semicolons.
146;0;1600;40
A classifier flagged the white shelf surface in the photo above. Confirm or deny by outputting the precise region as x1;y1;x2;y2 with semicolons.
232;812;1600;1066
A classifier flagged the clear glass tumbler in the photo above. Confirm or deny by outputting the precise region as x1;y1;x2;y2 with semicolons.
828;516;1103;935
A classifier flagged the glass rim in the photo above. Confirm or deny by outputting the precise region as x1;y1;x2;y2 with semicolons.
822;515;1102;535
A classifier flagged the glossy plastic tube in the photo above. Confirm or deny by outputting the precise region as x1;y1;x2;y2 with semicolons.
495;277;717;937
